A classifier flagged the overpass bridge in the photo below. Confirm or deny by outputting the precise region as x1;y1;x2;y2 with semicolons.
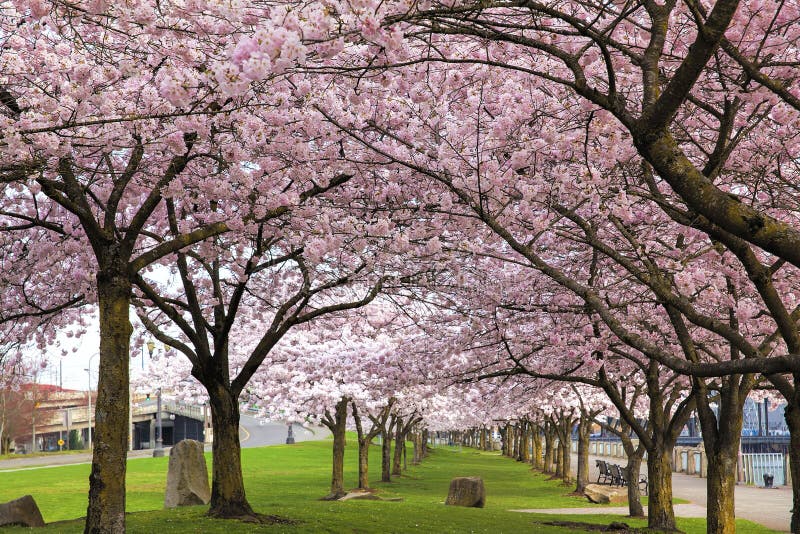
19;392;210;453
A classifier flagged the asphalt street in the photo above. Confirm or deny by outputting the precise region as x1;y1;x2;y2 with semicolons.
0;415;329;472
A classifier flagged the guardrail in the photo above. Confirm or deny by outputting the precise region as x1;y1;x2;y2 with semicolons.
131;401;205;421
741;453;785;486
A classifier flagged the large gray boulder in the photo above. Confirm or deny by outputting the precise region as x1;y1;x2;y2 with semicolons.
584;483;627;504
445;477;485;508
0;495;45;527
164;439;211;508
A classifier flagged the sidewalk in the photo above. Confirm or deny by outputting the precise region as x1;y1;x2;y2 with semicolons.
511;503;709;518
0;447;173;472
569;452;791;532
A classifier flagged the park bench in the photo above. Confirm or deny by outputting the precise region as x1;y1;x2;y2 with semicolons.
595;459;613;484
609;463;625;486
608;463;648;494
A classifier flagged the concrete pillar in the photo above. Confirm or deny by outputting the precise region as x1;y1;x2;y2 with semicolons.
149;418;156;449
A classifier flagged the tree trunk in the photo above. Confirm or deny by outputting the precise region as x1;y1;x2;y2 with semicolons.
785;400;800;533
554;440;563;478
692;371;750;534
532;425;543;470
543;425;555;474
85;274;132;534
381;416;395;483
705;446;738;534
560;438;571;483
698;388;745;534
324;398;348;499
479;426;486;451
625;452;645;518
392;416;403;476
357;437;369;490
206;384;253;518
520;423;530;463
575;415;591;494
351;403;370;490
647;446;677;531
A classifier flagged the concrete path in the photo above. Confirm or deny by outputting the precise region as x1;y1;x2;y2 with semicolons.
511;503;709;518
567;452;792;532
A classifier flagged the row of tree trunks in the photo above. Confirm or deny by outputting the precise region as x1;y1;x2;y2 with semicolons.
323;398;427;497
352;401;391;490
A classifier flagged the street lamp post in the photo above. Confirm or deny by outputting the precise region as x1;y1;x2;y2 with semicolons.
153;387;164;457
130;341;156;452
85;353;98;450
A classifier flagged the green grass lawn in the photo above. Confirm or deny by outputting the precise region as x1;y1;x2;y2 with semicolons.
0;439;778;533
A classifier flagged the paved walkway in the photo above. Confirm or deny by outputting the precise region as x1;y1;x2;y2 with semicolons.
0;447;168;471
566;452;792;532
511;503;709;518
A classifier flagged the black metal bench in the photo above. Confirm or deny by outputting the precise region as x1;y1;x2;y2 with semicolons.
595;459;613;484
609;463;626;486
609;463;648;494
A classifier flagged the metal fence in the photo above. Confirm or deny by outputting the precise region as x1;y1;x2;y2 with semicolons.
741;452;785;486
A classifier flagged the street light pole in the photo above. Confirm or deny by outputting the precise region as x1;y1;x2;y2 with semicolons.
130;341;155;452
85;353;98;450
153;387;164;457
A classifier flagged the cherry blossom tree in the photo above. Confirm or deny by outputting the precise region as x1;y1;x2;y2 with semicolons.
342;4;800;530
313;43;799;527
0;1;325;530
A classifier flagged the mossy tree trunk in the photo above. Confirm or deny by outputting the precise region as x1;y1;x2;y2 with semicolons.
392;416;404;476
784;396;800;533
381;414;396;483
520;421;530;463
532;423;543;470
543;422;556;474
85;271;132;534
647;445;677;530
624;450;645;518
321;397;349;499
554;439;564;478
575;412;593;494
205;380;253;518
694;371;751;534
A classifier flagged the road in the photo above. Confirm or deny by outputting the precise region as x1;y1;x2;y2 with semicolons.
0;415;329;472
238;415;329;447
